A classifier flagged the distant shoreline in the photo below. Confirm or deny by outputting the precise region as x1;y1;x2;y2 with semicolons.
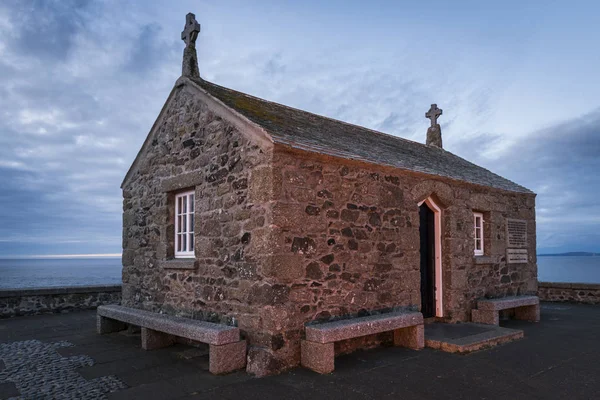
0;254;121;260
538;252;599;257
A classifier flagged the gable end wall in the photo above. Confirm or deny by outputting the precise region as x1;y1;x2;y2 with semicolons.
121;85;275;353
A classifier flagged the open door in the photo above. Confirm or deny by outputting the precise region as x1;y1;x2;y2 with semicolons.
418;198;443;318
419;203;435;317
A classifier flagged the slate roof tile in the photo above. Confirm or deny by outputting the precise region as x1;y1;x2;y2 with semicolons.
194;78;532;194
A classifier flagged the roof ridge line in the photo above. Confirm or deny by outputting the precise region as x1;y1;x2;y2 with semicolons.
193;77;439;151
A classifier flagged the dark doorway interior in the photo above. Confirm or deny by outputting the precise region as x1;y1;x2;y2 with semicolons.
419;203;436;318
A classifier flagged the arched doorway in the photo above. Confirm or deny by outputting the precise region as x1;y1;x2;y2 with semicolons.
418;197;443;318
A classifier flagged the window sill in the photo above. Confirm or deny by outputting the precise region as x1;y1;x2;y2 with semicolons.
473;256;494;265
158;259;197;270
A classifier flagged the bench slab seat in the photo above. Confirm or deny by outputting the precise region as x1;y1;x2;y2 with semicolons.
301;310;424;374
97;305;246;374
471;295;540;325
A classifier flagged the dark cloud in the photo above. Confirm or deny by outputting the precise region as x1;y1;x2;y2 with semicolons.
451;109;600;253
125;23;175;74
0;166;120;255
7;0;92;61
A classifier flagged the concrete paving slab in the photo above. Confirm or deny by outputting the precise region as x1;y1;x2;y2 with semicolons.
106;380;187;400
0;381;19;398
0;304;599;400
424;322;523;353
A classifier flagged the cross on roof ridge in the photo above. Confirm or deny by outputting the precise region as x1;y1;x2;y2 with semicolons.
181;12;201;48
425;104;443;127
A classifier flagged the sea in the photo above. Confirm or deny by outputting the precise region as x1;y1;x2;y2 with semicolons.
0;257;122;289
0;256;599;289
536;256;600;284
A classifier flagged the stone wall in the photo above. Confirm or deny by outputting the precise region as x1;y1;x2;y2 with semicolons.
538;282;600;304
0;285;121;319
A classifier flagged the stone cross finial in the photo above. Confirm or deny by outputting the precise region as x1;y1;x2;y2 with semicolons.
181;13;201;48
181;12;200;78
425;104;443;148
425;104;443;127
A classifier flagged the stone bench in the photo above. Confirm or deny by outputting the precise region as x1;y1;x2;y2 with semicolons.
471;295;540;325
301;310;424;374
97;305;246;374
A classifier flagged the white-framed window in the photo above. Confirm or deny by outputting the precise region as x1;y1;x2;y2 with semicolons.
473;212;484;256
175;190;195;258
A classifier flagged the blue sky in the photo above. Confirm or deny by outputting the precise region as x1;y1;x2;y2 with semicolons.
0;0;598;257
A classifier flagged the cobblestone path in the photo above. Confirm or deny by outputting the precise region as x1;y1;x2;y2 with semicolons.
0;340;126;399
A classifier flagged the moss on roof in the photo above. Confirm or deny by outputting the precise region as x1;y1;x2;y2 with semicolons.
193;78;532;194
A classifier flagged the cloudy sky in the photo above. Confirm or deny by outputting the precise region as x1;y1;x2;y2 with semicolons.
0;0;598;257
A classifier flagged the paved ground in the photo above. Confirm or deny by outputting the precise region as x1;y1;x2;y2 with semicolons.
424;321;524;352
0;302;598;400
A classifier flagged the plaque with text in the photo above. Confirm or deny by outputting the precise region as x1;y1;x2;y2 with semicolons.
507;249;528;264
506;219;527;248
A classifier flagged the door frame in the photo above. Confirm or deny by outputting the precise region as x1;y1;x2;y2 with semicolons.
417;197;443;317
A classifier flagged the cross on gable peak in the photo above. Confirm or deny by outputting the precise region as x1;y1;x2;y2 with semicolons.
181;12;201;48
425;104;443;127
181;12;201;78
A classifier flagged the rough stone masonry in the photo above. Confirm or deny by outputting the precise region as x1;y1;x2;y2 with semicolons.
119;13;537;376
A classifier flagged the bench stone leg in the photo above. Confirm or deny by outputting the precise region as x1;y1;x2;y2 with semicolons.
209;340;247;375
301;340;334;374
393;324;424;350
471;309;499;325
97;315;127;334
141;327;176;350
514;304;540;322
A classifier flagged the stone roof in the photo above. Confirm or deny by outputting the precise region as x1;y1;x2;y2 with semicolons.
193;78;532;194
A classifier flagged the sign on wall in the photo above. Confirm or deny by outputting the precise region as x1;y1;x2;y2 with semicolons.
506;219;528;264
506;219;527;248
507;248;528;264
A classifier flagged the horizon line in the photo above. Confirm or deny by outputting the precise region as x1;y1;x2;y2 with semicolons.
1;253;122;259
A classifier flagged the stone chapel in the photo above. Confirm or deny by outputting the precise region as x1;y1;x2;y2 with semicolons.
119;13;538;376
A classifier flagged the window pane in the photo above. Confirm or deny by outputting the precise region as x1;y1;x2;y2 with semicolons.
190;214;194;233
177;196;182;215
183;214;188;233
182;234;186;251
182;195;187;213
177;234;181;252
476;228;481;239
475;216;481;228
476;239;481;250
189;233;194;251
186;214;190;233
190;194;194;212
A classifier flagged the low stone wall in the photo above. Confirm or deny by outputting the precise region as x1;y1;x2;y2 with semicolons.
0;285;122;318
538;282;600;305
